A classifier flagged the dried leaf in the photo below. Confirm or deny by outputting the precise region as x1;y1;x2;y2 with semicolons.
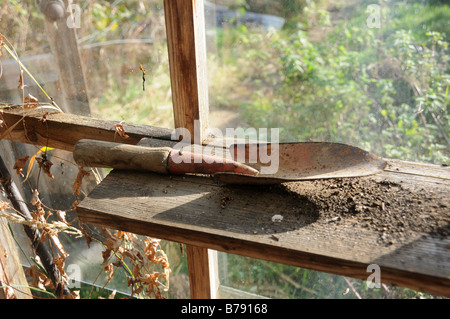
23;94;38;109
53;255;67;276
139;64;146;75
114;230;125;239
13;155;29;176
17;70;24;90
139;64;146;91
36;156;54;179
105;238;121;252
125;248;144;264
39;112;50;123
73;167;90;196
32;206;46;224
101;249;112;268
101;227;115;239
144;238;159;261
57;210;68;224
22;147;54;183
104;263;114;282
24;93;38;103
25;265;45;291
133;264;141;278
108;290;117;299
126;232;138;242
114;122;129;139
81;227;93;248
30;189;41;206
126;276;133;287
133;284;144;295
0;200;10;211
64;290;80;299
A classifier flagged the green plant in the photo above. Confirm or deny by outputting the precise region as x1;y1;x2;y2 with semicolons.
224;1;449;164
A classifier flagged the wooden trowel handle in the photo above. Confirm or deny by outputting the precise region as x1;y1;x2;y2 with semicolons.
73;139;172;174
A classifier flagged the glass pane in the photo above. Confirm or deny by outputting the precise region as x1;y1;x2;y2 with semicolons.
205;0;449;299
206;0;449;164
217;252;440;299
0;0;184;298
79;0;173;128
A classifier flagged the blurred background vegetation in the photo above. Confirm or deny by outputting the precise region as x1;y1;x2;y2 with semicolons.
209;0;449;165
0;0;448;299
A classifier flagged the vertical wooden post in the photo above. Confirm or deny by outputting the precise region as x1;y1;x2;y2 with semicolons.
163;0;215;299
164;0;209;143
0;218;32;299
42;0;91;115
184;245;210;299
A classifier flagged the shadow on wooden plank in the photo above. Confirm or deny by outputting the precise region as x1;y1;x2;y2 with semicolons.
82;170;320;236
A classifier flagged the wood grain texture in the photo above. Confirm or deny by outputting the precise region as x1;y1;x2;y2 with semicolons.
44;0;91;115
0;218;32;299
164;0;209;143
76;161;450;297
163;1;212;297
0;107;174;152
186;245;212;299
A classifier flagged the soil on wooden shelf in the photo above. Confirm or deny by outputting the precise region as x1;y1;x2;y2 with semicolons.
216;172;448;247
282;177;449;246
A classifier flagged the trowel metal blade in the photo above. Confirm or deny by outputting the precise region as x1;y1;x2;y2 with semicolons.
214;142;387;184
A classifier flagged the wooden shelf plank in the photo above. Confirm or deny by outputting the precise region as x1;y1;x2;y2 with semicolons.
76;161;450;297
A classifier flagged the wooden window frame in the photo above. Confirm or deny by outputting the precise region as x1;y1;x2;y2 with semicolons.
163;0;216;299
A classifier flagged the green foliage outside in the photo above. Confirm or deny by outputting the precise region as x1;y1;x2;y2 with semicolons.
210;0;449;165
206;0;449;299
221;253;435;299
207;0;449;299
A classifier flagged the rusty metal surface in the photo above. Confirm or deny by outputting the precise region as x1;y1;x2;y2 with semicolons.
214;142;387;184
138;138;387;184
167;150;260;176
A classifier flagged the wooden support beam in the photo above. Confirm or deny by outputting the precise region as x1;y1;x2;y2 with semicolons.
42;0;91;115
0;217;32;299
0;107;174;152
185;245;211;299
164;0;215;299
164;0;209;143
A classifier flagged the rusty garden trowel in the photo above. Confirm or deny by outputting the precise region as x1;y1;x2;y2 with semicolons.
211;142;387;184
73;138;387;185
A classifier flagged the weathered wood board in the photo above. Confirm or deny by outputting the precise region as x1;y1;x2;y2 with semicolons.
0;217;32;299
77;161;450;297
0;107;173;152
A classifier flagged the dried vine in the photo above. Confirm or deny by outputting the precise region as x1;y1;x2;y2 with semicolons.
0;33;170;299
